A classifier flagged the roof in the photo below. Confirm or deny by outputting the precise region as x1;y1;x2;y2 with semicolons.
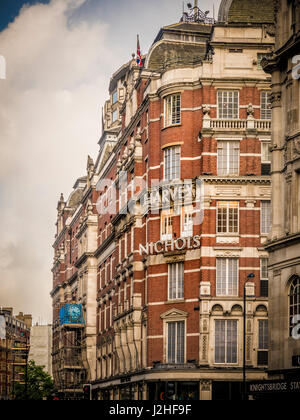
147;22;212;71
147;42;207;71
218;0;275;24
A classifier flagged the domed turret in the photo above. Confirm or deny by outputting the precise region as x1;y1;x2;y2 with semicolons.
218;0;275;24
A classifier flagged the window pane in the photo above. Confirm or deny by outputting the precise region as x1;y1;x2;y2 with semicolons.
168;321;185;363
289;277;300;336
227;320;238;363
218;141;239;176
165;94;181;126
261;259;268;279
164;146;181;180
168;263;184;300
215;320;226;363
261;201;271;234
112;91;118;104
216;258;238;296
261;143;271;162
258;320;268;350
217;201;239;234
218;91;239;119
168;322;176;363
177;321;185;363
261;92;271;120
112;110;118;122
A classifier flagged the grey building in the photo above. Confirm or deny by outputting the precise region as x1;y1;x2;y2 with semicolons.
29;325;53;377
263;0;300;383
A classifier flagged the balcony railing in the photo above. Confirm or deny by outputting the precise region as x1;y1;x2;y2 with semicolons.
203;118;271;132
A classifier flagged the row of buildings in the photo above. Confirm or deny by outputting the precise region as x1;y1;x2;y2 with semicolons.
0;308;31;399
0;308;52;400
51;0;300;400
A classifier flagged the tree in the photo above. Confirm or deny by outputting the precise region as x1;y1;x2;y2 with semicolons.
14;360;54;400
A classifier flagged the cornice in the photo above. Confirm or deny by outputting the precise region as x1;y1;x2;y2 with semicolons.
201;176;271;184
94;233;115;258
265;232;300;253
74;252;95;269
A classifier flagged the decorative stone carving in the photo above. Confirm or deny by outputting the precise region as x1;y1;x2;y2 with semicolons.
293;137;300;156
202;105;211;116
270;91;282;106
247;103;254;117
201;380;211;391
200;282;211;296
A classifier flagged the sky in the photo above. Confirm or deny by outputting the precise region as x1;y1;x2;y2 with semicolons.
0;0;221;324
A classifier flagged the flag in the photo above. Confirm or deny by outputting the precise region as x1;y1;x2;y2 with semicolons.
136;35;143;68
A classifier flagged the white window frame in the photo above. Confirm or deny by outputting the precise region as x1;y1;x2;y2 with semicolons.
166;320;186;364
258;319;268;350
112;109;118;123
168;262;184;301
161;208;173;241
217;201;239;234
217;141;240;176
260;258;268;280
260;91;272;120
164;94;181;127
164;146;181;181
261;201;271;234
214;319;238;365
112;90;118;105
216;258;239;297
217;91;239;119
261;142;271;163
181;205;194;237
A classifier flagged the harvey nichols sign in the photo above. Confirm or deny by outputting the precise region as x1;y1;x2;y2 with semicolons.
140;179;203;215
139;235;201;256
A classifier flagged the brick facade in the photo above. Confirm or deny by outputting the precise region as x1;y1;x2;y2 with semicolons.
52;5;275;400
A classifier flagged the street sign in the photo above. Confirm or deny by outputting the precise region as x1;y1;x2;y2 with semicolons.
248;380;300;394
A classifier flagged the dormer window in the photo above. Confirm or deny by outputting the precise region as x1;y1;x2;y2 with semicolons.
112;109;118;123
112;91;118;105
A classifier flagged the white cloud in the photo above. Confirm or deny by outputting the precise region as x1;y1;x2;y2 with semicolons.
0;0;112;322
0;0;222;323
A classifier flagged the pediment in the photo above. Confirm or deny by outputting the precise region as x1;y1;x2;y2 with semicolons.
160;308;188;320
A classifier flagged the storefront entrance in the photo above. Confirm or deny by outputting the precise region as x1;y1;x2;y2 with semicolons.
148;382;199;401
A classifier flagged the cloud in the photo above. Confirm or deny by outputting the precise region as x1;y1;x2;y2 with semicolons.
0;0;222;323
0;0;112;322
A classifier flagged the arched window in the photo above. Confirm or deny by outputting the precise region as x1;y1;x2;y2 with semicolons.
289;276;300;336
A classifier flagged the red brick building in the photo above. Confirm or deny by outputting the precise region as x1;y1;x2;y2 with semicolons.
52;1;275;400
0;308;31;400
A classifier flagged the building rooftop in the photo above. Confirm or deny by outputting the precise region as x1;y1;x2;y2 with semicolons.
218;0;275;24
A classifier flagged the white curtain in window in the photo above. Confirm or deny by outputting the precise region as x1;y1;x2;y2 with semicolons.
216;258;238;296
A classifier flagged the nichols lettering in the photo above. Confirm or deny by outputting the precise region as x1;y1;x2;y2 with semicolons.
139;235;201;256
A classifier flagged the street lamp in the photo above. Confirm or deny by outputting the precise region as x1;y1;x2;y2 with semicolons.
243;273;255;400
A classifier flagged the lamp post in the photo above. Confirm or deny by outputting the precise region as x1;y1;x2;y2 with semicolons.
243;273;255;401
